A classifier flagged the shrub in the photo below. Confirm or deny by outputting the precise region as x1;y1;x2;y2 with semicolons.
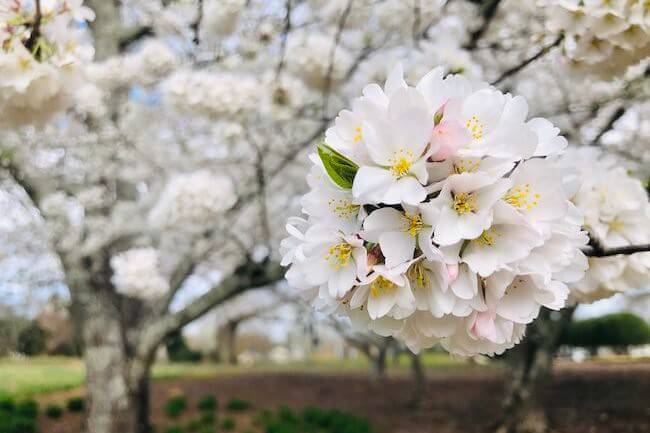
259;406;374;433
15;400;38;419
45;404;64;419
221;417;236;431
561;313;650;349
199;412;215;426
165;331;201;363
0;398;15;412
67;397;85;412
197;395;217;412
0;416;37;433
226;398;251;411
166;426;184;433
17;322;47;356
186;418;202;433
165;395;188;418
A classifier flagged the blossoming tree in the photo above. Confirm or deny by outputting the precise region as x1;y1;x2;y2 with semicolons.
1;1;650;433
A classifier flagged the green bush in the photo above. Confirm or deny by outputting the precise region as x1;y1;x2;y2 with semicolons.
17;322;47;356
226;398;251;411
0;398;15;413
260;406;374;433
165;331;201;363
0;416;37;433
165;426;184;433
165;395;188;418
197;395;217;411
15;400;38;419
561;313;650;348
221;417;236;431
67;397;85;412
186;418;202;433
45;404;64;419
199;412;215;426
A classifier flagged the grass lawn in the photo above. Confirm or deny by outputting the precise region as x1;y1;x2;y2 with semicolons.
0;352;473;399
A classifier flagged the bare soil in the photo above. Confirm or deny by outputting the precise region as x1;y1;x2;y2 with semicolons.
38;360;650;433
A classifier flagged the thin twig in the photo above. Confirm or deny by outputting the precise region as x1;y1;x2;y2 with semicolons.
191;0;204;45
412;0;421;44
275;0;292;82
322;0;354;118
491;35;563;86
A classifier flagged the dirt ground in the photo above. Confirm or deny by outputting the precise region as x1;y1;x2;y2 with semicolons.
39;361;650;433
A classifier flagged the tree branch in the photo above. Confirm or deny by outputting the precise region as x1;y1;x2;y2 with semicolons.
491;35;563;86
275;0;292;82
584;244;650;258
137;259;284;358
322;0;354;118
589;106;626;146
24;0;42;55
465;0;501;50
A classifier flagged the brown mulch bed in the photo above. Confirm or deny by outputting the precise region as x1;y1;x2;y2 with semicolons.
39;362;650;433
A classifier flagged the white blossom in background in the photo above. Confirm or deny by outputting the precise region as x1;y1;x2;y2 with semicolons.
162;70;258;118
200;0;246;41
544;0;650;76
149;170;237;228
0;0;94;126
559;147;650;303
110;247;169;299
281;65;588;356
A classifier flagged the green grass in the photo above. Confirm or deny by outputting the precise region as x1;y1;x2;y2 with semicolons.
0;353;474;399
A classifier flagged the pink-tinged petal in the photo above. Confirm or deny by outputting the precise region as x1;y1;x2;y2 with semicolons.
430;120;472;161
447;264;459;282
471;311;498;341
450;264;478;300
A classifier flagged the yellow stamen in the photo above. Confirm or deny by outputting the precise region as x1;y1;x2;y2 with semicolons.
370;276;397;298
452;192;477;214
325;243;353;270
505;183;540;211
402;213;423;236
328;198;360;219
353;126;363;143
474;229;500;247
389;149;414;178
465;115;485;141
454;159;480;174
407;261;430;290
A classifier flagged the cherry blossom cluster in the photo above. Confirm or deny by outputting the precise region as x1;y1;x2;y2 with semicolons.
560;147;650;303
149;170;237;229
0;0;94;126
544;0;650;76
110;247;169;299
281;65;588;356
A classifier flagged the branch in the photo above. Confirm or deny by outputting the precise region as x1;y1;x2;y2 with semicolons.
584;244;650;258
589;106;626;146
491;35;563;86
465;0;501;50
24;0;42;55
322;0;354;118
191;0;204;45
137;259;284;358
275;0;292;82
118;26;155;52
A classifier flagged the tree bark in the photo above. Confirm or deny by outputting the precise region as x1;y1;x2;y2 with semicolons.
495;307;576;433
216;320;240;365
370;344;388;380
408;352;425;409
82;287;155;433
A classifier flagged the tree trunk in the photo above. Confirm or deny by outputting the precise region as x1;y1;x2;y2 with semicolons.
370;345;388;380
408;352;426;409
81;286;153;433
495;307;576;433
217;320;240;365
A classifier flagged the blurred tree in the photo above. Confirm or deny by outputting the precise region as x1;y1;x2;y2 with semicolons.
165;330;201;363
17;321;47;356
561;313;650;352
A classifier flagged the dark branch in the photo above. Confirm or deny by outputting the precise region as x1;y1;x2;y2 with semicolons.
24;0;42;56
491;35;563;86
584;243;650;258
589;106;626;146
465;0;501;50
118;26;155;52
275;0;292;81
191;0;204;45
